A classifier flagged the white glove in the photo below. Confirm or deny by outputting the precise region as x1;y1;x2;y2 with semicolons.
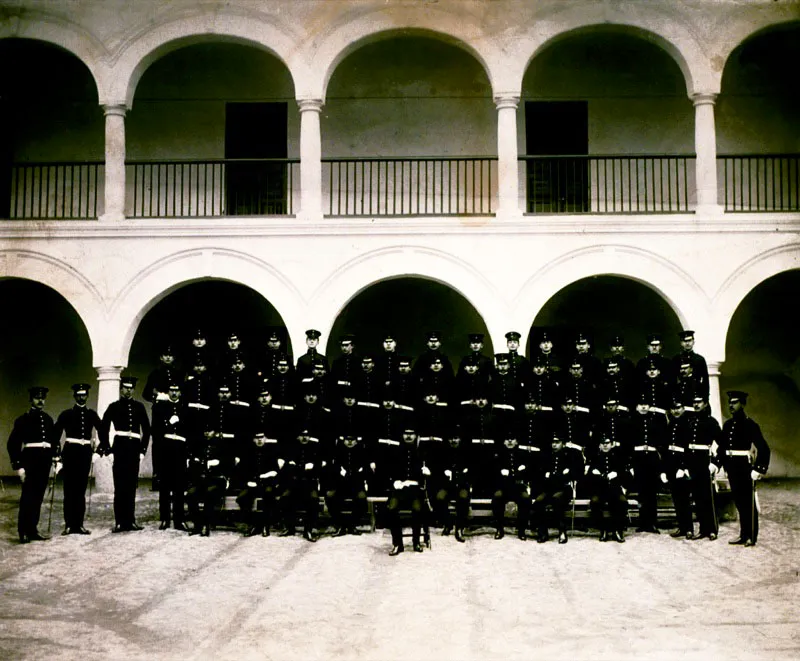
545;471;551;479
501;469;510;476
247;481;257;488
92;452;101;464
234;457;241;465
444;469;453;478
676;469;685;479
140;453;145;461
393;480;403;490
422;466;431;476
265;471;278;478
584;465;590;475
462;467;469;473
607;471;618;480
169;415;180;425
592;468;601;475
304;462;314;471
709;464;718;475
370;462;376;472
321;461;327;468
207;459;220;467
518;465;526;472
155;392;170;401
17;468;26;483
750;470;762;481
278;458;285;469
660;472;668;484
562;468;570;475
340;467;347;477
54;462;63;475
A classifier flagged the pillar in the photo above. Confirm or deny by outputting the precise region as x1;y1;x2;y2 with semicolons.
298;98;324;220
100;104;127;222
692;93;722;215
93;366;124;493
707;361;723;424
494;93;522;218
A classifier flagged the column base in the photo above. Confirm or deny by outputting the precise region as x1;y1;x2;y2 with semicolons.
93;455;115;494
694;204;725;218
99;212;126;223
495;206;524;220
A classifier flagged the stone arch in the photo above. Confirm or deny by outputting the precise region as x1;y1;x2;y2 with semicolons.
510;245;711;355
716;18;800;83
0;13;105;100
711;244;800;364
103;10;305;107
106;248;306;366
306;7;504;101
0;249;105;362
308;245;508;349
515;8;716;96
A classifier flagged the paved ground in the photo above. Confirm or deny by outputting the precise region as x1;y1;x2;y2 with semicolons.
0;479;798;661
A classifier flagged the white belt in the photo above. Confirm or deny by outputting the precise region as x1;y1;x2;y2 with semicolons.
302;378;314;383
395;404;414;412
472;439;494;444
650;407;667;414
378;439;400;446
435;402;448;407
634;445;658;452
682;406;695;413
616;405;629;412
688;444;710;451
492;404;515;411
565;442;583;451
230;401;250;407
23;442;52;449
668;445;685;453
272;405;295;411
357;402;379;409
573;406;590;413
220;433;235;439
115;431;141;439
519;445;541;452
164;434;186;442
337;380;351;386
538;405;554;411
188;403;210;410
726;450;751;457
400;480;419;487
65;438;91;445
302;436;319;443
460;400;474;406
418;436;442;442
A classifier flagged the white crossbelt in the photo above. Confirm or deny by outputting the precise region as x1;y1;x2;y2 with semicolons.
115;431;141;439
634;444;658;452
668;445;685;453
188;403;210;410
435;402;448;407
460;400;474;406
395;404;414;412
65;438;92;445
272;404;295;411
337;380;351;386
472;438;495;444
565;442;583;451
378;439;400;446
263;439;279;444
726;450;751;457
682;406;695;413
492;403;515;411
230;400;250;407
164;434;186;442
357;402;379;408
573;406;590;413
616;405;629;412
22;442;52;449
650;407;667;414
220;433;235;439
537;405;554;411
519;445;541;452
418;436;443;442
688;444;710;451
303;436;319;443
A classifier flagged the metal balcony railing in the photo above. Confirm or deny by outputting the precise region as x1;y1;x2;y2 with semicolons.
126;158;299;218
4;161;104;219
322;156;496;216
718;154;800;212
520;154;696;214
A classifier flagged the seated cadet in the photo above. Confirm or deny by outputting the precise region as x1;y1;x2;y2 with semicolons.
686;395;721;541
236;430;283;537
431;429;470;542
532;430;584;544
372;389;413;496
152;383;189;531
587;436;628;543
327;433;369;536
665;401;695;539
630;398;668;534
492;432;531;541
385;427;427;556
280;422;323;542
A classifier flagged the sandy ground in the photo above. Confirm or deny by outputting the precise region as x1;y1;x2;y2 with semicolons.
0;478;797;661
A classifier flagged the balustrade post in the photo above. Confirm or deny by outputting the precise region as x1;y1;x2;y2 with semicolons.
691;93;723;216
100;104;128;222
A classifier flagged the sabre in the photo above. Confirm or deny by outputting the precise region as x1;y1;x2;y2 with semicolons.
87;458;95;518
46;462;57;534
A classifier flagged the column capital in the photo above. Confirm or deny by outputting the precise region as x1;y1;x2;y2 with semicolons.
706;361;723;377
95;365;125;381
103;103;128;117
297;98;324;113
691;92;718;107
493;93;520;110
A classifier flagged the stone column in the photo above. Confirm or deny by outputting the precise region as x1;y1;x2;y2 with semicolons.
93;366;123;493
494;94;522;218
692;93;722;215
100;104;128;222
298;98;324;220
707;361;723;424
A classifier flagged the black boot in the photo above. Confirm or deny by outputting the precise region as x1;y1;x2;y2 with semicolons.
495;527;505;540
454;527;465;543
558;530;568;544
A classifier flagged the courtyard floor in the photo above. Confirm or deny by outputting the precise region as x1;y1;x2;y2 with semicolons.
0;478;798;661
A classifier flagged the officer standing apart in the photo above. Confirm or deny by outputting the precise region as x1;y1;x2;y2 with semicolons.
716;391;770;546
54;383;102;535
8;386;59;543
99;376;151;533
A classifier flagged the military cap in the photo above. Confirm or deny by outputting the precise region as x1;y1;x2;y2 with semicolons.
28;386;49;397
193;328;207;339
218;384;231;393
120;376;138;388
605;398;619;406
562;394;575;404
678;330;695;340
339;333;355;344
276;356;289;366
361;355;374;363
726;390;748;404
569;358;583;369
670;400;684;409
383;331;396;341
604;358;619;368
426;330;442;341
227;331;240;341
267;328;281;342
693;394;707;402
535;329;552;342
305;329;321;340
644;358;661;370
599;436;614;444
168;383;181;391
575;332;590;344
258;380;271;395
160;344;175;357
609;335;625;346
647;334;662;345
398;356;412;367
253;431;266;439
495;353;510;364
468;333;485;343
71;383;91;394
505;331;522;341
531;353;547;367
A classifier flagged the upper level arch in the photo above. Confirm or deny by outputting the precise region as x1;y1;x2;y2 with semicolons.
717;17;800;84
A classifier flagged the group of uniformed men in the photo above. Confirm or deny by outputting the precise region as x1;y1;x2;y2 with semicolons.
7;327;770;555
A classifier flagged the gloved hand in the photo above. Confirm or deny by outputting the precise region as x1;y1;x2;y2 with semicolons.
660;472;668;484
750;470;762;481
247;481;257;488
277;458;285;469
17;468;26;483
584;465;591;475
264;471;277;479
340;467;347;477
393;480;403;490
304;462;314;471
709;463;718;475
545;471;551;479
169;415;180;425
444;469;453;478
607;471;618;480
676;469;685;479
54;462;63;475
592;468;601;475
92;452;101;464
321;461;327;468
370;462;376;472
518;465;526;472
501;469;510;476
422;466;431;476
562;468;570;475
462;467;469;473
207;459;220;468
140;453;145;461
234;457;241;465
156;392;170;402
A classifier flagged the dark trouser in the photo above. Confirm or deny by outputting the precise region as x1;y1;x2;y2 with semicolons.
633;452;661;529
112;440;141;527
687;453;718;536
186;475;227;530
590;481;628;532
667;473;694;534
492;480;531;533
237;480;278;530
158;442;187;525
282;477;319;533
326;477;367;529
151;435;160;484
533;483;572;534
727;460;758;542
387;485;424;547
19;456;51;536
433;482;470;529
62;444;92;530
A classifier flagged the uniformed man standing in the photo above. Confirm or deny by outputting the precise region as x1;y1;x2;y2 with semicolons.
98;376;151;533
151;383;189;531
375;332;401;390
296;329;328;381
637;334;672;382
458;333;493;378
664;401;695;539
413;330;454;380
608;335;635;383
54;383;102;535
573;332;603;387
259;328;290;381
502;331;530;389
686;395;721;540
716;390;770;546
331;334;360;399
8;386;58;543
671;330;709;399
629;399;668;533
143;345;182;490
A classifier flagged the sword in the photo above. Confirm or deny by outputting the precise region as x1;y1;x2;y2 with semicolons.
751;478;757;543
87;458;95;518
709;468;718;535
46;462;57;534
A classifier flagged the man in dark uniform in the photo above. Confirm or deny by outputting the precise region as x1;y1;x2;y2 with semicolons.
629;398;668;533
385;427;427;556
183;357;214;445
686;395;721;540
236;430;283;537
296;329;328;380
327;434;370;536
502;331;530;389
375;332;401;390
419;356;454;406
665;401;695;539
259;327;290;381
8;386;58;543
151;383;189;530
331;334;360;400
671;330;709;399
492;432;531;541
269;357;299;443
531;328;561;376
638;358;672;422
456;355;491;411
489;354;522;438
674;360;708;412
98;376;151;533
281;420;323;542
430;429;470;542
54;383;102;535
560;359;596;435
587;436;628;543
355;355;382;437
463;397;498;502
458;333;493;378
598;358;635;415
637;334;672;382
716;390;770;546
414;330;454;380
186;329;211;374
143;345;182;490
608;335;635;383
573;332;603;387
